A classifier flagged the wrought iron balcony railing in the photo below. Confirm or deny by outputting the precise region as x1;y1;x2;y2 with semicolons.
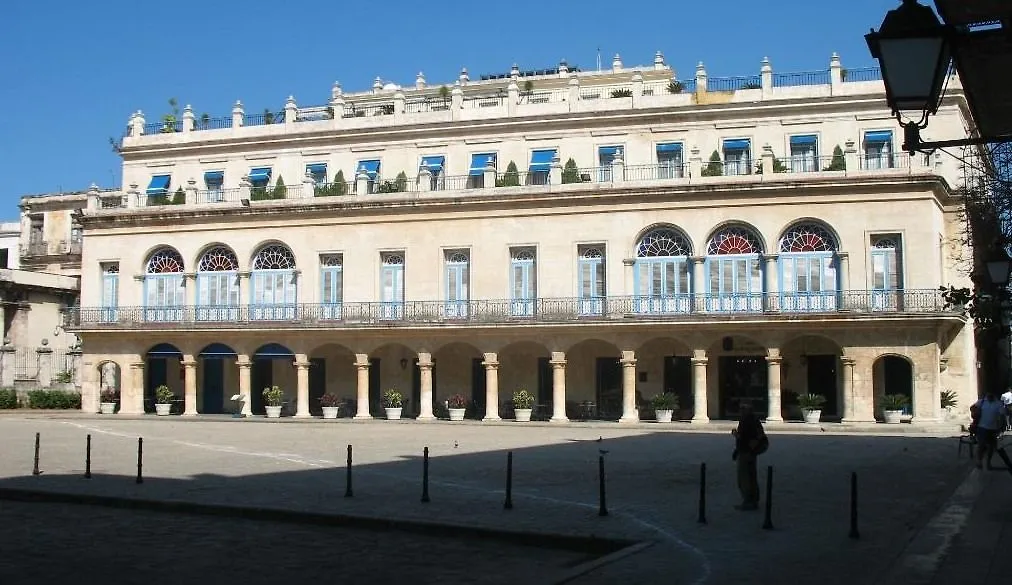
65;289;954;330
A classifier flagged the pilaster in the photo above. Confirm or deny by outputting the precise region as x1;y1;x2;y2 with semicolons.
483;352;500;421
619;351;638;422
550;352;568;422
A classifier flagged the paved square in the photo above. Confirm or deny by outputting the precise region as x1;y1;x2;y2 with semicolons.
0;415;971;584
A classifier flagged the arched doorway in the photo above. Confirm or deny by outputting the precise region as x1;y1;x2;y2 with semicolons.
145;343;182;413
307;343;356;417
873;355;914;418
251;343;294;415
432;342;484;419
636;336;694;420
198;343;237;414
567;339;622;420
498;341;552;420
781;335;843;420
369;343;417;416
710;335;768;419
97;360;121;400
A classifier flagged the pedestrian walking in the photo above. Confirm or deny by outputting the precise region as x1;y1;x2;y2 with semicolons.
731;401;769;511
969;391;1006;470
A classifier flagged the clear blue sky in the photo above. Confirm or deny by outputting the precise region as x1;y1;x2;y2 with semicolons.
0;0;898;212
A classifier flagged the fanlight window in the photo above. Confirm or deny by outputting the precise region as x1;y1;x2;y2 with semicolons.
707;227;761;255
581;247;603;259
636;228;691;257
447;251;469;264
320;254;343;267
197;247;239;272
383;254;405;265
146;249;184;273
511;249;535;262
252;245;297;270
779;223;838;252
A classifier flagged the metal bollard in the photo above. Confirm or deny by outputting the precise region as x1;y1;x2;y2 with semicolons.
32;432;41;476
344;444;353;498
698;462;707;524
421;446;430;503
598;454;608;517
84;434;92;479
135;437;144;484
762;465;774;530
849;471;860;539
503;451;514;510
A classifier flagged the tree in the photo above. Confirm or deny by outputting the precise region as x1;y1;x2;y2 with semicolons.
824;145;847;171
271;176;287;199
333;170;347;195
667;80;683;94
161;98;179;133
171;187;185;205
148;191;168;206
562;158;581;184
395;171;408;192
701;151;723;177
497;161;520;187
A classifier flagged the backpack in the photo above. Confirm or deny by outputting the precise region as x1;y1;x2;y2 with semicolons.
753;426;770;455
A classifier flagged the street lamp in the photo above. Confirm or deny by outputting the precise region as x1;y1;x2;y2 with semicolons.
986;258;1012;288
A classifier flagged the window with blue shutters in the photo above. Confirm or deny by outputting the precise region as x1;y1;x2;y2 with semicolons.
510;248;537;317
100;263;119;323
863;131;894;169
722;139;751;176
356;160;381;192
870;235;902;310
634;228;692;314
656;143;684;179
320;254;343;320
203;171;224;202
306;163;328;186
778;222;839;312
380;253;405;320
598;146;622;182
248;167;272;187
445;250;469;318
250;244;297;320
420;155;445;190
143;248;185;322
705;226;763;312
196;246;239;321
468;153;496;188
578;246;606;316
789;135;818;172
528;149;557;185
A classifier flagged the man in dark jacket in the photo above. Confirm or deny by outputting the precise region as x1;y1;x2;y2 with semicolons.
732;401;765;510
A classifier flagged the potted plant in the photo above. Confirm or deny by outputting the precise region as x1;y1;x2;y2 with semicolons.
155;385;174;416
880;394;909;424
320;393;342;420
446;394;468;421
650;392;679;423
797;393;827;424
940;389;958;420
99;389;118;414
513;389;535;422
263;385;284;418
382;389;403;420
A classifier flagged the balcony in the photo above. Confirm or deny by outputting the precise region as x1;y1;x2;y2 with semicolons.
19;239;50;258
66;289;955;331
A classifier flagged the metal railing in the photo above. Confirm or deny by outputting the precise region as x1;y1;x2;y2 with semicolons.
842;67;882;83
66;289;952;330
343;103;394;118
707;76;762;92
772;71;832;87
243;112;285;126
462;94;506;108
14;348;38;380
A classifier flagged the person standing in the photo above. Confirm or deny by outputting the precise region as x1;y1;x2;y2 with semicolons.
1001;388;1012;431
732;401;768;510
970;391;1005;470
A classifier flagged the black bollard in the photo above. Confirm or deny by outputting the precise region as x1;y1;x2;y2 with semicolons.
697;462;707;524
598;454;608;517
421;446;430;503
344;444;353;498
997;447;1012;477
135;437;144;484
84;434;92;479
762;465;774;530
503;451;514;510
32;432;41;476
849;471;860;539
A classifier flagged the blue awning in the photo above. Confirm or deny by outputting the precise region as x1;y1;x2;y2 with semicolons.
203;170;224;182
864;130;893;143
420;155;445;171
469;153;495;176
529;149;557;172
146;175;171;196
723;139;750;151
248;167;272;183
656;143;682;153
306;163;327;175
357;160;381;179
598;146;620;156
789;135;817;146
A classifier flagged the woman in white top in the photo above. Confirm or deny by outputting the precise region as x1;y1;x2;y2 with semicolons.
970;391;1006;470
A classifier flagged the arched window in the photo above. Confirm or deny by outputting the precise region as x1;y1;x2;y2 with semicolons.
143;248;185;321
510;247;537;317
578;246;606;315
380;252;405;320
777;222;839;312
100;262;119;323
870;234;903;310
250;244;297;320
196;246;240;321
320;254;344;320
705;225;763;312
445;250;469;318
634;227;692;314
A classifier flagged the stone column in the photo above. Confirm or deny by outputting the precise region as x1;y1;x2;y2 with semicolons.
238;272;250;314
330;82;345;120
185;178;199;205
507;79;519;116
550;352;568;422
68;348;83;390
237;355;252;417
355;169;370;196
417;352;435;420
393;91;405;118
302;172;316;199
0;343;16;388
182;105;194;132
129;111;144;137
619;351;638;422
844;139;858;173
549;155;562;185
689;146;703;178
761;144;775;175
483;352;500;421
284;95;297;125
182;357;198;415
418;167;432;192
623;258;636;298
611;150;625;183
837;252;850;309
483;158;497;189
695;61;708;93
81;361;99;413
232;100;244;128
37;344;53;388
766;349;784;422
294;356;310;417
631;72;644;107
839;356;863;422
764;254;778;310
567;73;580;112
354;353;371;419
451;85;463;121
692;257;706;311
829;53;843;95
760;57;773;100
124;361;145;415
691;350;709;423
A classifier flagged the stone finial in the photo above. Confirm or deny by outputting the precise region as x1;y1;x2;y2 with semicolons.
331;81;343;99
612;53;623;71
654;51;665;69
451;83;463;96
459;67;469;84
286;95;296;107
233;100;244;113
511;63;520;78
88;183;100;195
128;182;139;193
830;52;841;65
569;72;580;86
2;337;10;346
416;72;426;89
559;59;569;74
187;177;197;187
761;57;772;72
696;61;706;74
41;338;49;347
632;72;643;83
762;143;774;154
183;104;193;114
373;77;383;93
507;77;519;92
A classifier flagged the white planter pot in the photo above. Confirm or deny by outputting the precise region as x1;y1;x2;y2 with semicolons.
883;410;903;424
802;409;822;424
655;409;674;423
514;408;533;422
100;403;116;415
322;406;339;420
943;406;955;421
385;407;402;420
265;405;282;419
448;408;466;421
155;403;172;416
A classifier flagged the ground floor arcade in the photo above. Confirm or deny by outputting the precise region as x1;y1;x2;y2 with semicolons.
78;318;975;424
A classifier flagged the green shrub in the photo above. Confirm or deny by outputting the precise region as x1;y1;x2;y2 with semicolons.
823;145;846;171
0;388;18;409
171;187;186;205
650;392;679;411
271;176;287;199
26;390;81;410
561;158;581;184
496;161;520;187
701;150;723;176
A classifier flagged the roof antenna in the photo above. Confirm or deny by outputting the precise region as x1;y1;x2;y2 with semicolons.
596;47;602;72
